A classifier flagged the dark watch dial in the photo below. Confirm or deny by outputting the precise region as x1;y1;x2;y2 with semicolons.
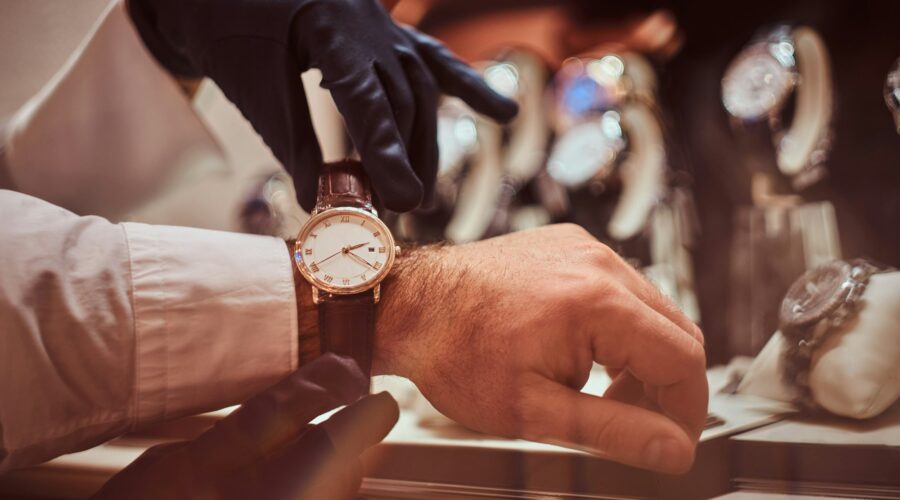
779;261;850;330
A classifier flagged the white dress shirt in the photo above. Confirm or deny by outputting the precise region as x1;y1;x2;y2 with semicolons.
0;1;297;472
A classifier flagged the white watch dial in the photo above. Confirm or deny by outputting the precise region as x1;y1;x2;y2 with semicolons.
547;116;625;187
722;48;794;120
295;209;395;293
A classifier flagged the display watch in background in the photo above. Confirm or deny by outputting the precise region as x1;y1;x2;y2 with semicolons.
442;49;552;243
722;24;833;192
548;52;666;241
778;259;892;410
885;56;900;134
436;97;479;180
547;54;636;189
240;171;302;238
293;160;399;377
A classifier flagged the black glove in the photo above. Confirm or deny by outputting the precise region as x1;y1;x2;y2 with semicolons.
128;0;518;212
92;354;399;500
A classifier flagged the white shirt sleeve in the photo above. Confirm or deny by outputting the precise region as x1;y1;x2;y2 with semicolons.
0;190;298;473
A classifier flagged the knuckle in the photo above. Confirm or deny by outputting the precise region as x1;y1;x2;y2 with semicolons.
570;238;617;268
551;222;593;240
685;337;707;371
691;323;706;346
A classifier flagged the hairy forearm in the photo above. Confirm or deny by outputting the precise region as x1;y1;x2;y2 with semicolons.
372;243;466;379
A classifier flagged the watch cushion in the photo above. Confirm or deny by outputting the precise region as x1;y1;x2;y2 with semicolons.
738;272;900;419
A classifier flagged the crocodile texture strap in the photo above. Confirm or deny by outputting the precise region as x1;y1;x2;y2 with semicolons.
315;159;376;378
315;159;374;213
319;292;376;376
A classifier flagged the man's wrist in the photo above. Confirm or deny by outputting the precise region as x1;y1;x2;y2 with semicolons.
372;243;452;379
287;238;449;378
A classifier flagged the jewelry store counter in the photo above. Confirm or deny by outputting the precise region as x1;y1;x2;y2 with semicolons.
1;370;896;500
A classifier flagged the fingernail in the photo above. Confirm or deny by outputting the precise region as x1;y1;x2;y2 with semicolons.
642;437;680;471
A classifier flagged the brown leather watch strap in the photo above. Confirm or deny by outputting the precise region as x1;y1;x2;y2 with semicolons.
315;159;378;378
319;291;376;376
315;159;374;213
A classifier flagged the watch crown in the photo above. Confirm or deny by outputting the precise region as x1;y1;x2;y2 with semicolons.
395;245;401;256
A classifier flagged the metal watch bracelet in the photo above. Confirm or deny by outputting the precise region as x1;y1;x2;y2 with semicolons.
780;260;882;411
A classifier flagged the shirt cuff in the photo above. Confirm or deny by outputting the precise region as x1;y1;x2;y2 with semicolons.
123;222;298;426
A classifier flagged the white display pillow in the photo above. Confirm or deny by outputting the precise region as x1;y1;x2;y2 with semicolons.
738;272;900;419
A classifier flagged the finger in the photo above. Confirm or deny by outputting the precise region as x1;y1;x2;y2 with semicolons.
268;393;398;500
588;292;708;440
613;263;705;345
322;66;424;212
187;353;367;471
320;391;399;459
398;49;440;205
205;41;322;211
303;458;363;500
91;442;194;499
374;59;415;154
401;27;519;123
252;425;338;500
520;379;697;474
603;371;652;408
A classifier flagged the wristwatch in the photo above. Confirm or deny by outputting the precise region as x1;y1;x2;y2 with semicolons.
778;259;890;409
437;97;479;180
547;53;667;241
292;160;399;376
444;49;549;243
722;24;833;191
547;54;634;188
884;56;900;134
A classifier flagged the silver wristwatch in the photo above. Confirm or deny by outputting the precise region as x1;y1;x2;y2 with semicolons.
722;24;833;190
546;54;637;189
778;259;890;409
884;56;900;134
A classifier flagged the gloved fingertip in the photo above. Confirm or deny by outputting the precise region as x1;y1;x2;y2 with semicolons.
383;193;423;213
488;97;520;124
295;181;318;213
372;176;424;213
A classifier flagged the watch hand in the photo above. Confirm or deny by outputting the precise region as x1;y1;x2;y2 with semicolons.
345;242;370;252
346;251;377;270
315;248;344;267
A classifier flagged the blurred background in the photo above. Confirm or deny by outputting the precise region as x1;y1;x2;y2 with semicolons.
2;0;899;498
2;0;899;372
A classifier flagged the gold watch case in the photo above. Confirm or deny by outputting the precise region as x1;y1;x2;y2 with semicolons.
293;206;398;301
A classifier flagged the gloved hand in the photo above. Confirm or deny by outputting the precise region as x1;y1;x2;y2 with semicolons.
128;0;518;212
92;354;399;500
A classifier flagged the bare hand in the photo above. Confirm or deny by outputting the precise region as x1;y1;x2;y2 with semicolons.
374;224;707;474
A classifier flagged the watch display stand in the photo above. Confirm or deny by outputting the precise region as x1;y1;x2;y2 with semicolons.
738;271;900;419
727;200;841;356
